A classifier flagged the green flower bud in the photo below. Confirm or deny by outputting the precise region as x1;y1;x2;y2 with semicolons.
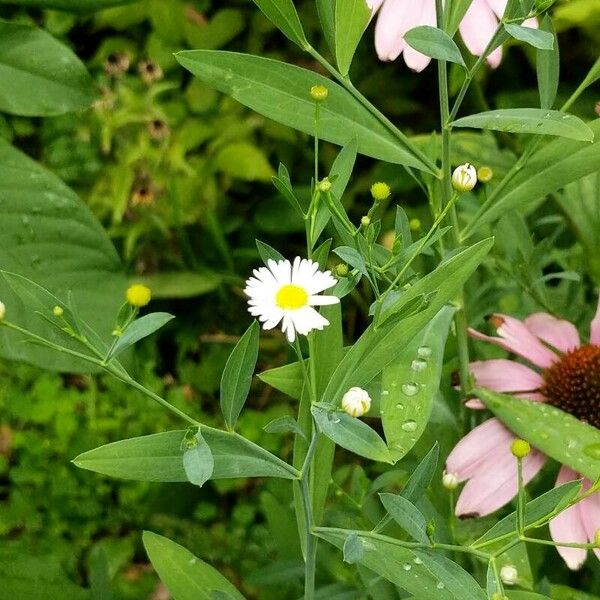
53;306;64;317
409;218;421;231
511;439;531;459
360;216;371;228
310;85;328;102
317;177;332;192
370;182;391;201
477;166;494;183
335;263;349;277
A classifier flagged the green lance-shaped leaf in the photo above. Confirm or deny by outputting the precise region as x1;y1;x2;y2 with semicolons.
477;387;600;482
404;26;465;66
467;119;600;234
220;321;260;430
0;19;96;116
175;50;436;173
379;493;430;543
504;23;554;50
0;0;137;9
401;443;440;503
108;312;175;359
451;109;594;142
381;306;455;461
311;403;393;463
335;0;372;76
0;139;126;372
316;529;487;600
72;429;298;481
182;429;214;488
536;15;559;109
250;0;308;48
143;532;246;600
316;0;336;54
263;415;306;439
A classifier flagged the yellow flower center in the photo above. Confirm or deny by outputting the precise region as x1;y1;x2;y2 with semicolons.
276;284;308;310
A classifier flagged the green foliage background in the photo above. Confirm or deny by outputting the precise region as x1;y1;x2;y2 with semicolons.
0;0;599;598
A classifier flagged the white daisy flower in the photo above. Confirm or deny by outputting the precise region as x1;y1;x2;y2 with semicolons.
244;257;340;342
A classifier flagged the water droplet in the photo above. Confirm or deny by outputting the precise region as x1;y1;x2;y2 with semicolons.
436;582;445;590
395;403;404;410
401;383;419;397
411;359;427;372
381;389;390;396
545;112;552;118
567;438;577;449
403;563;412;571
189;557;197;565
401;419;418;433
413;557;423;565
584;443;600;460
417;346;432;359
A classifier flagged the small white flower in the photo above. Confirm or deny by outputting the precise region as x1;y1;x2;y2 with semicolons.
244;257;339;342
442;472;459;490
452;163;477;192
0;301;5;320
341;387;372;417
500;565;518;585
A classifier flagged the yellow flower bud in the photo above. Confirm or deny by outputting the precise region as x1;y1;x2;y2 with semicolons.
452;163;477;192
370;182;391;201
335;263;349;277
409;218;421;231
310;85;328;102
53;306;64;317
126;284;151;308
317;177;332;192
477;166;493;183
341;387;371;417
0;301;5;321
511;439;531;459
360;216;371;228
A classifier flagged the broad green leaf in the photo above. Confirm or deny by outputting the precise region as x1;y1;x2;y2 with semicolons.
250;0;308;48
317;529;486;600
474;480;582;546
335;0;371;76
504;23;554;49
445;0;474;35
311;403;393;463
316;0;336;54
451;109;594;142
108;312;174;359
131;272;220;299
143;532;245;600
258;360;304;399
550;585;600;600
220;321;260;430
175;51;436;172
0;0;136;9
321;239;493;406
0;20;95;116
507;594;551;600
469;120;600;233
379;494;430;543
73;429;297;481
381;307;455;461
0;140;126;371
401;443;440;503
404;26;465;66
536;15;559;109
263;415;306;439
478;388;600;481
182;429;214;488
214;142;275;181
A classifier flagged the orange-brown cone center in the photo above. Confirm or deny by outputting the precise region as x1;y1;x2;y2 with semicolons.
543;344;600;428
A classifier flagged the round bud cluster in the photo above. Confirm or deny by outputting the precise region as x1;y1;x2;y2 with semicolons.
409;218;421;232
335;263;349;277
500;565;518;585
317;178;332;192
341;387;372;418
452;163;478;192
310;85;329;102
360;216;371;228
511;439;531;459
126;284;152;308
370;182;391;201
53;306;64;317
477;166;493;183
442;472;459;490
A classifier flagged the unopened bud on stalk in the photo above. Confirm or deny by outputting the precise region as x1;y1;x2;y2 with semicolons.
310;85;328;102
500;565;518;585
126;284;152;308
452;163;477;192
341;387;371;417
511;439;531;459
409;218;421;231
442;472;459;490
317;177;332;192
370;182;391;201
477;166;493;183
0;301;5;321
53;306;64;317
335;263;349;277
360;216;371;228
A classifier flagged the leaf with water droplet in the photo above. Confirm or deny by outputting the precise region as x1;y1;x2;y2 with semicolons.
477;387;600;482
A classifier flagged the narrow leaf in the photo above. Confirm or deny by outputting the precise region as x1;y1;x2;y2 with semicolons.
250;0;308;48
536;15;559;109
404;25;465;66
335;0;371;76
505;23;554;50
109;312;174;359
402;443;440;503
220;321;260;429
263;415;306;439
379;494;430;543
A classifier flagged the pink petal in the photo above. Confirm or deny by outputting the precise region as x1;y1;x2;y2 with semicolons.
523;16;538;29
485;0;508;19
579;480;600;563
446;418;516;481
524;313;580;353
549;466;588;570
374;0;414;61
470;359;543;392
402;0;436;71
486;45;503;68
456;447;546;517
591;294;600;346
459;0;499;60
470;314;558;369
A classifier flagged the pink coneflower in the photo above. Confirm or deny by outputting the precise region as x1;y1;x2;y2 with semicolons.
445;299;600;570
367;0;536;71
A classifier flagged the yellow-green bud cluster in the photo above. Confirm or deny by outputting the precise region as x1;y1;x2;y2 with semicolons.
126;284;152;307
370;182;391;201
335;263;349;277
477;166;493;183
310;85;328;102
360;216;371;228
53;306;64;317
511;439;531;459
317;177;332;192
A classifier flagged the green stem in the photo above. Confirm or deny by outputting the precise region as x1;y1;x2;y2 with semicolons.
521;536;596;550
516;457;525;535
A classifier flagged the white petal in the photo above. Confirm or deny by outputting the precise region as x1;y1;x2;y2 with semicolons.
309;295;340;306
